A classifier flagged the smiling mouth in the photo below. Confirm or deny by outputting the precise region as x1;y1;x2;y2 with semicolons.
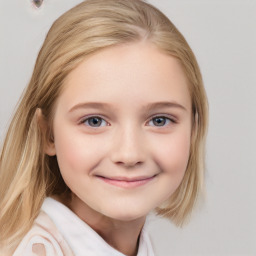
95;175;157;188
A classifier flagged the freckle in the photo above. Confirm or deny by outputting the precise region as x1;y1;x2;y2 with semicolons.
32;243;46;256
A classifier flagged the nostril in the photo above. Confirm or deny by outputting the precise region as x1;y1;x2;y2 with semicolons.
116;160;143;168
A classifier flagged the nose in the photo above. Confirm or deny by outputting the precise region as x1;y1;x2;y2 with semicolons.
110;125;146;168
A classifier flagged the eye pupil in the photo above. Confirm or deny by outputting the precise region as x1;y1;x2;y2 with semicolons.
153;117;166;126
88;117;102;127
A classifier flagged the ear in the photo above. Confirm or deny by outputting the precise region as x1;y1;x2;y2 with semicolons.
36;108;56;156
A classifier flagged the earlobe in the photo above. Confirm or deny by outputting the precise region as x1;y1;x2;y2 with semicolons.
36;108;56;156
44;137;56;156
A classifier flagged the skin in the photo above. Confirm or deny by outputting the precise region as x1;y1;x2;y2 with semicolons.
43;41;192;256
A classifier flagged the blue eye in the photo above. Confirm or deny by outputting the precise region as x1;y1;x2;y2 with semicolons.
148;116;173;127
83;116;108;127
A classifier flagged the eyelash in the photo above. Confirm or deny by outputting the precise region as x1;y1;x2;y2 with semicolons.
80;115;109;128
79;114;177;128
147;115;176;127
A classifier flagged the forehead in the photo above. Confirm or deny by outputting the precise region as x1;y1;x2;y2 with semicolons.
57;42;191;113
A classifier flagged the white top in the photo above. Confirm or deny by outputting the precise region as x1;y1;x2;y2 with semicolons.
13;197;155;256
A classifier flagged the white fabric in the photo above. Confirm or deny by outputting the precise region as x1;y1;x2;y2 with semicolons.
13;197;155;256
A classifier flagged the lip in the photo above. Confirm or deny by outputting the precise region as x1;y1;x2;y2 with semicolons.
96;175;157;188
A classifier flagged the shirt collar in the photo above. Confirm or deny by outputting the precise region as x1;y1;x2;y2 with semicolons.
41;197;155;256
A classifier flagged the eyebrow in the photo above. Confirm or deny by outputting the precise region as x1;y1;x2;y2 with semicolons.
143;102;187;112
68;101;187;113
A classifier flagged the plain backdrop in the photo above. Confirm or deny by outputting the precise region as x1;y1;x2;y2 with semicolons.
0;0;255;255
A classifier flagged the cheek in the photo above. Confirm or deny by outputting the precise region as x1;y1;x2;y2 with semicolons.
53;125;109;177
53;127;90;174
152;132;191;204
54;133;80;171
155;131;191;176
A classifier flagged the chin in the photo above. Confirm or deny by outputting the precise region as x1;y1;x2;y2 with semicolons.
105;207;149;222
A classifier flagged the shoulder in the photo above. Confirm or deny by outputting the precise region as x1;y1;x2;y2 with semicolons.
12;211;74;256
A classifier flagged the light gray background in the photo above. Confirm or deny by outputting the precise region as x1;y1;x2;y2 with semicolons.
0;0;255;255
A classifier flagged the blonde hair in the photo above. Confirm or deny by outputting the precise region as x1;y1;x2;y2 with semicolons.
0;0;208;252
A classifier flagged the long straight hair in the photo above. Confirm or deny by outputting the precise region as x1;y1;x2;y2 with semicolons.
0;0;208;253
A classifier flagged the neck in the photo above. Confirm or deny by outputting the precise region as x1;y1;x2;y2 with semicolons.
93;217;144;256
55;194;146;256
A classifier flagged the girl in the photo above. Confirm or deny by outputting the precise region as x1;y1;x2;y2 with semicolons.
0;0;208;255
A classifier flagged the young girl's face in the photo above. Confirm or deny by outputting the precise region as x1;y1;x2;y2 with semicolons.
47;42;192;222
